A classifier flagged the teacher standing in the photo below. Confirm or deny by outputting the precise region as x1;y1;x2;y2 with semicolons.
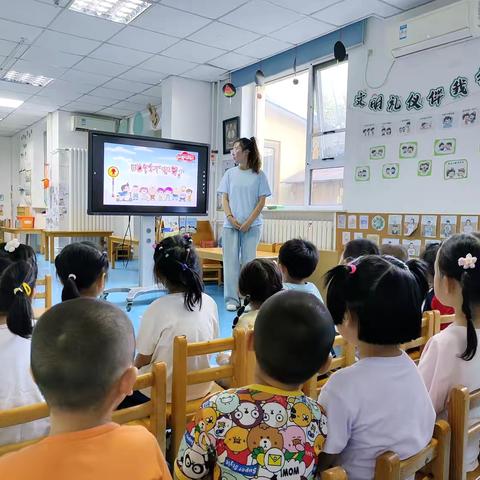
217;137;271;311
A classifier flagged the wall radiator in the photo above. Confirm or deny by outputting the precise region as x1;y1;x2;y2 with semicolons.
262;219;334;250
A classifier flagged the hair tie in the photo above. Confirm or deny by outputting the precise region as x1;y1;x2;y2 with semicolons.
13;282;32;297
348;263;357;274
458;253;477;270
180;263;188;271
5;238;20;253
68;273;77;280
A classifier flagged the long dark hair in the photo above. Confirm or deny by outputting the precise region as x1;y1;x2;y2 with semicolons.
153;234;203;311
437;234;480;360
0;260;37;338
235;137;261;173
0;241;37;271
55;242;109;301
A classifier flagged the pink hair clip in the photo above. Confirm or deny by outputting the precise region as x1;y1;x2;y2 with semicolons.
348;263;357;274
458;253;477;270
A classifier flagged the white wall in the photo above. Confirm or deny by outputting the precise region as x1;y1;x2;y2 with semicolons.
344;1;480;214
0;137;12;220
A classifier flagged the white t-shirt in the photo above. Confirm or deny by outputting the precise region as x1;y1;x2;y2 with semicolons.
136;292;219;402
283;282;323;302
0;324;49;445
319;351;435;480
419;324;480;472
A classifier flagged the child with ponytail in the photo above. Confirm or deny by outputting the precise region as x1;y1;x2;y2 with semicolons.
419;233;480;474
318;255;435;480
131;234;219;405
55;242;109;301
0;260;49;445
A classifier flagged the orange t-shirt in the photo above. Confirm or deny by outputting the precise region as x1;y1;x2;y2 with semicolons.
0;423;171;480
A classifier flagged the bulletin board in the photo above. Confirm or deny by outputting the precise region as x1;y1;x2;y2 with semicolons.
336;212;479;258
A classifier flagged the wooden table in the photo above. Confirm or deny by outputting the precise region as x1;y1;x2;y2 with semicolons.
0;227;46;254
196;247;278;262
44;230;113;263
108;235;139;268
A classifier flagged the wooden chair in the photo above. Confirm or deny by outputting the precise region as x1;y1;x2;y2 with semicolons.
374;420;451;480
33;275;52;318
321;467;348;480
448;386;480;480
170;328;248;460
202;262;222;285
302;334;356;398
0;362;168;456
258;242;275;252
401;311;436;363
433;311;455;334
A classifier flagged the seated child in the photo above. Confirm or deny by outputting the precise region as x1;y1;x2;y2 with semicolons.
132;234;219;405
175;290;335;480
233;258;283;330
319;255;435;480
55;242;109;301
380;244;408;262
419;234;480;474
278;239;323;300
0;260;49;446
340;238;379;263
0;239;36;265
0;298;171;480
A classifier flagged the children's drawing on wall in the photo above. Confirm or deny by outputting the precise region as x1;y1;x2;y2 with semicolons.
359;215;369;229
369;145;385;160
417;160;432;177
461;216;478;234
461;108;477;126
355;166;370;182
348;215;357;229
382;163;400;179
444;159;468;180
440;216;457;238
404;215;419;237
399;142;417;159
421;215;437;238
337;214;346;229
354;232;363;240
342;231;351;245
371;215;386;231
382;238;400;245
366;234;380;245
402;239;421;258
418;117;433;132
388;215;402;236
362;124;376;137
381;123;392;136
440;112;457;129
398;119;412;135
434;138;456;155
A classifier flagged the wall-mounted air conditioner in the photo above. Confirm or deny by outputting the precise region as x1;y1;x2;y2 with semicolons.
391;0;480;58
71;115;118;132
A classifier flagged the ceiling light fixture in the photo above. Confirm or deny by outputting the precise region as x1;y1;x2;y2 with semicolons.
69;0;151;24
0;98;24;109
2;71;54;87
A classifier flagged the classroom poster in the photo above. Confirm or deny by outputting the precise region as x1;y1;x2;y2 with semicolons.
370;145;385;160
337;214;346;229
417;160;432;177
354;232;364;239
382;163;399;179
162;216;179;237
387;215;402;235
404;215;419;236
461;216;478;234
398;119;412;135
342;231;351;245
371;215;386;231
434;138;456;155
461;108;478;127
362;124;376;137
355;166;370;181
359;215;369;229
382;238;400;245
421;215;437;238
348;215;357;229
444;159;468;180
418;117;433;132
366;234;380;245
380;123;393;136
403;239;421;258
440;215;457;238
440;112;457;129
399;142;417;159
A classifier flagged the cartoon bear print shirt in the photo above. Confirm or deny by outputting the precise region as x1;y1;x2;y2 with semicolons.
175;385;328;480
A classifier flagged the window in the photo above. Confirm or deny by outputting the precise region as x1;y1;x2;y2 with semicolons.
256;59;348;208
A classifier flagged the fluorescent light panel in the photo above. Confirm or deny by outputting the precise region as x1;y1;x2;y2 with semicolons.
3;70;54;87
69;0;151;24
0;98;23;108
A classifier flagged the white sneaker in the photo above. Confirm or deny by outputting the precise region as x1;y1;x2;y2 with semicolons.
226;303;238;312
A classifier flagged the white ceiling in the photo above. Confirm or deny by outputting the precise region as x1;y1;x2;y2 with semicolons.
0;0;436;136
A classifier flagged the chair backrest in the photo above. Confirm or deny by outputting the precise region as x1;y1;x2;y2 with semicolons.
448;385;480;480
307;249;341;301
302;334;356;399
374;420;451;480
401;311;436;362
258;242;275;252
434;311;455;334
35;275;52;309
171;328;248;458
321;467;348;480
0;362;168;456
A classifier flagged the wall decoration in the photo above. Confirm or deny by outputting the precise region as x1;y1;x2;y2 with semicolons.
388;215;402;235
440;112;457;129
362;124;376;137
398;119;412;135
222;83;237;98
366;234;380;245
371;215;386;231
382;163;400;179
421;215;437;237
440;215;457;238
399;142;417;159
355;166;370;181
337;214;346;229
342;231;351;245
369;145;385;160
354;232;363;239
348;214;357;229
418;116;433;131
223;116;240;154
380;123;393;136
404;215;419;236
359;215;369;229
403;239;421;258
461;108;477;126
444;159;468;180
460;216;478;234
434;138;456;155
147;103;160;130
382;238;400;245
417;160;432;177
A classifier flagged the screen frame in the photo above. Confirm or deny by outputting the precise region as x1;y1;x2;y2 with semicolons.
88;131;209;216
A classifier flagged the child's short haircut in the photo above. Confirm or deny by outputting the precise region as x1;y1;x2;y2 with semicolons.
325;255;429;345
343;238;379;263
420;242;441;280
380;244;409;262
278;238;319;279
254;290;335;385
31;298;135;411
238;259;283;303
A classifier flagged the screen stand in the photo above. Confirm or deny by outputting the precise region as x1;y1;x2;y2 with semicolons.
102;216;165;311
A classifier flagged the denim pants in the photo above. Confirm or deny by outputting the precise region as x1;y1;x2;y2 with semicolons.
222;225;262;306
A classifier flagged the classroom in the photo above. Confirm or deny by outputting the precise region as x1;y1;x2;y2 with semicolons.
0;1;478;479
